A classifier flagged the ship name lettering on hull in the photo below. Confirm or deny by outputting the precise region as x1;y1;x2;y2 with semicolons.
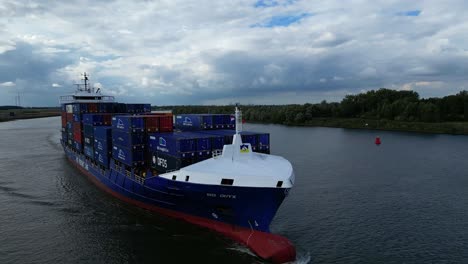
207;193;236;199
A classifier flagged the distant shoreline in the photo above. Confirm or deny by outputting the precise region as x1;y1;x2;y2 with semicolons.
251;118;468;135
2;109;467;135
0;109;60;122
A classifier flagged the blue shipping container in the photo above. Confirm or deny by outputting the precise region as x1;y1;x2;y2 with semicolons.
148;133;196;157
94;137;111;153
176;132;213;152
72;103;89;113
213;115;226;129
62;131;67;142
83;124;94;136
112;145;146;166
210;114;235;129
94;149;110;167
196;150;211;160
174;114;214;130
97;103;114;113
224;114;236;129
83;113;103;125
73;113;81;122
150;151;196;173
200;130;262;151
112;115;144;132
241;134;257;150
84;145;94;158
72;103;79;113
143;104;151;113
125;103;151;113
73;141;82;151
112;129;145;147
94;126;112;140
84;135;93;145
211;135;225;150
112;103;127;113
257;133;270;153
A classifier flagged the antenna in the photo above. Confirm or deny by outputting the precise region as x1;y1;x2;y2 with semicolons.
83;72;90;92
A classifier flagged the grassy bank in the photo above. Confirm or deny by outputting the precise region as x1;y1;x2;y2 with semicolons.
0;108;60;122
289;118;468;135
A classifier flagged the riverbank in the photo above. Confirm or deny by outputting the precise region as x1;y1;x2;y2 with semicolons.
0;109;60;122
289;118;468;135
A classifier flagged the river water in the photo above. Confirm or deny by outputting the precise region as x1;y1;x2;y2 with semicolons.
1;117;468;263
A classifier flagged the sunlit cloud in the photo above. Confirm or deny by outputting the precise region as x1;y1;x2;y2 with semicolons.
0;81;15;87
0;0;466;106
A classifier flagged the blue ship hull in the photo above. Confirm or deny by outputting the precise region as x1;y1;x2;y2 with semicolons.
62;142;289;233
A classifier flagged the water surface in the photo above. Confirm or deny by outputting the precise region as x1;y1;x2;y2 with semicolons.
2;117;468;263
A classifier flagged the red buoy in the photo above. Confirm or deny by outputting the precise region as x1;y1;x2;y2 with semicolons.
375;136;381;145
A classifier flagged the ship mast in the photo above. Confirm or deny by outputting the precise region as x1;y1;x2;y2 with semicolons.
83;72;91;93
230;104;244;160
235;105;242;135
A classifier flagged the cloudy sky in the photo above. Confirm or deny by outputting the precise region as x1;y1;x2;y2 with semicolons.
0;0;467;106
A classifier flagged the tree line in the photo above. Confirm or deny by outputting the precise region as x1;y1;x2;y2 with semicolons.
154;89;468;125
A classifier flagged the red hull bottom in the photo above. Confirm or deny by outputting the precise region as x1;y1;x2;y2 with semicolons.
68;156;296;263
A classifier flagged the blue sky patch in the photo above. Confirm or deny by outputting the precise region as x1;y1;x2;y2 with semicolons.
255;0;279;8
254;0;297;8
252;13;311;27
397;10;421;16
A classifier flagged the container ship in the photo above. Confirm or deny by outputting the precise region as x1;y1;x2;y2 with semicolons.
59;73;296;263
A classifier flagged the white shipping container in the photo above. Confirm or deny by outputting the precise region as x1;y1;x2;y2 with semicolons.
66;104;73;113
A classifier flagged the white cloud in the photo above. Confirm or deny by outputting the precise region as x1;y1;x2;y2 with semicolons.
0;81;15;87
401;81;445;91
0;0;467;106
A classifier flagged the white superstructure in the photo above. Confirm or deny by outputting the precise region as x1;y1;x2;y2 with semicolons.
59;73;114;104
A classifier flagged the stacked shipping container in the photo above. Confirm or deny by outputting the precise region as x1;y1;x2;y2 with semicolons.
60;104;269;176
111;115;146;166
174;114;235;131
111;114;175;167
94;126;112;168
199;130;270;154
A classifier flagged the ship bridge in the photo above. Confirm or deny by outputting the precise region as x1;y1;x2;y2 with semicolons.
59;73;114;104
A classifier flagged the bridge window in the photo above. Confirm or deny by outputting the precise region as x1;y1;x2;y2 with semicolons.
221;179;234;185
276;181;283;187
185;176;190;182
172;175;177;180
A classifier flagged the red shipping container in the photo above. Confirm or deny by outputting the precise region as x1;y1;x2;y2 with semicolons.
143;115;160;132
159;115;173;132
66;113;73;121
73;122;82;143
73;131;82;143
88;103;98;113
103;114;112;125
73;122;82;132
61;112;67;127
